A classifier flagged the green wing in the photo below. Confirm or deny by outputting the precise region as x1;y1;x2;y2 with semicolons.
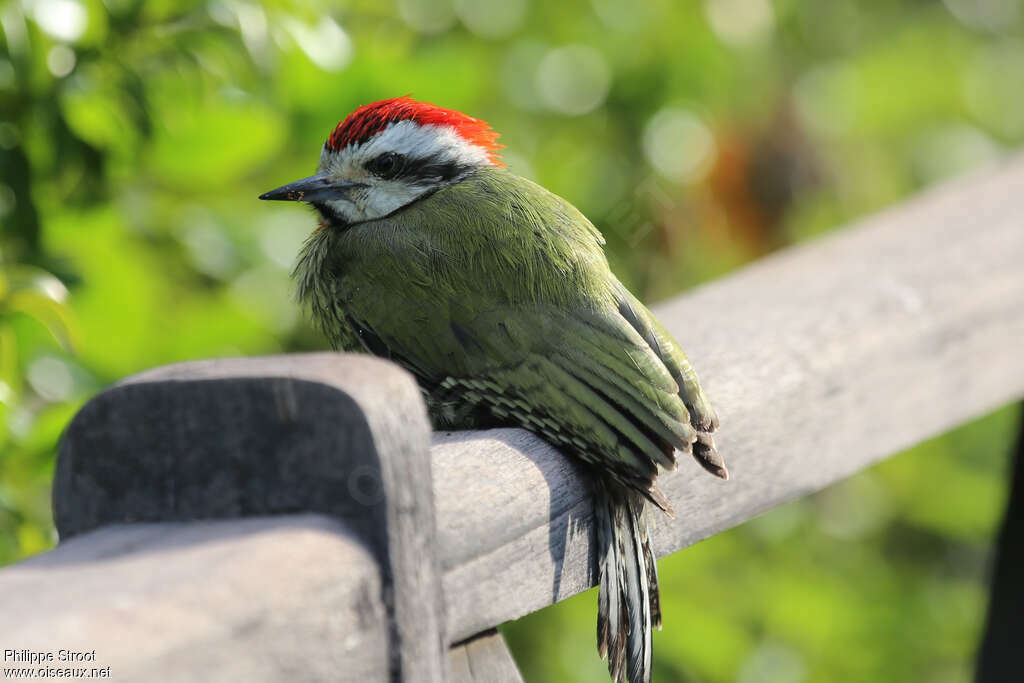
341;301;692;507
330;168;724;505
610;282;726;480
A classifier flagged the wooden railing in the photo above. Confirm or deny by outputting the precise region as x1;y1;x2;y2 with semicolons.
1;157;1022;682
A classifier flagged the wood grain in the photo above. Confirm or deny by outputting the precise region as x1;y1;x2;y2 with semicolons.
448;630;524;683
0;516;390;682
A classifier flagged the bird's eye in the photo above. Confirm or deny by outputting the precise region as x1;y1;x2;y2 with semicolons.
367;153;403;179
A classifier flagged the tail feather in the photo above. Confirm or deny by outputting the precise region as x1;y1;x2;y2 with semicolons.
638;504;662;632
596;479;659;683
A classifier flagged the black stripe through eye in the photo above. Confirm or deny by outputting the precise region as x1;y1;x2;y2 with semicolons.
367;152;472;184
366;152;404;179
402;158;468;182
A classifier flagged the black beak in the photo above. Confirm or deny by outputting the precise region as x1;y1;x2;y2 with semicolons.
259;174;365;202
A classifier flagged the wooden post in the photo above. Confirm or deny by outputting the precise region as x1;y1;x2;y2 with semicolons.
48;354;447;682
449;631;525;683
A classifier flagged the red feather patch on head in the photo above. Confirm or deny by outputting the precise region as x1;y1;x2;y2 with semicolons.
326;97;504;165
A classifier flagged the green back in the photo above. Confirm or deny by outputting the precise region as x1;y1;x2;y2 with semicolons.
295;167;719;500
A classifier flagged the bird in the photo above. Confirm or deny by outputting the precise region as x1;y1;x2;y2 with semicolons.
260;96;726;683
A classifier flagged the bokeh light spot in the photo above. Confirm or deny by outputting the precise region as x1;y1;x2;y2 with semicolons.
537;45;610;116
454;0;527;38
912;124;1002;185
46;45;75;77
737;641;806;683
794;61;858;138
283;17;352;72
397;0;456;34
31;0;87;42
501;41;547;110
943;0;1019;32
590;0;655;32
27;356;75;403
706;0;775;47
643;107;716;183
180;219;239;280
259;214;309;271
815;473;892;541
964;41;1024;140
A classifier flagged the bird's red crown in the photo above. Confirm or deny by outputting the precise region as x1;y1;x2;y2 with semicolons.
326;97;504;165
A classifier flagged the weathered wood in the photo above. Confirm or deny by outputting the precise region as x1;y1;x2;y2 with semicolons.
0;516;389;682
434;157;1024;641
448;630;524;683
52;354;445;683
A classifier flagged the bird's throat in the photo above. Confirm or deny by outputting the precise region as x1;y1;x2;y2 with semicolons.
311;201;353;232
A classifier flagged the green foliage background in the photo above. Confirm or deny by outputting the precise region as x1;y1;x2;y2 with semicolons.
1;0;1021;681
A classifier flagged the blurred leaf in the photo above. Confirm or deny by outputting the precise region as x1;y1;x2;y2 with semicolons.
148;98;286;190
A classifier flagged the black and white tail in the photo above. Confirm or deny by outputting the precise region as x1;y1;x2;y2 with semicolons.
595;478;662;683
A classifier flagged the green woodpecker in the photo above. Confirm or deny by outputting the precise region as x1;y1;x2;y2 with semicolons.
260;97;725;683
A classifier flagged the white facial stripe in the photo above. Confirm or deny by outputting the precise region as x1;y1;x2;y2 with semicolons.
320;180;422;224
359;120;492;167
